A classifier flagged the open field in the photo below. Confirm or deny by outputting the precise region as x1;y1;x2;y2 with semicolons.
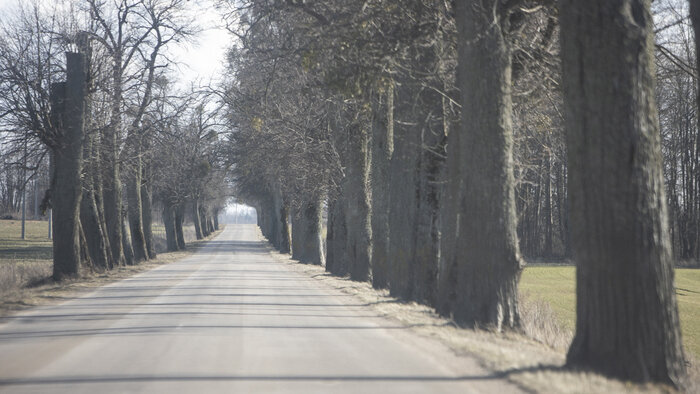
0;219;52;260
0;219;219;317
0;220;53;297
520;265;700;358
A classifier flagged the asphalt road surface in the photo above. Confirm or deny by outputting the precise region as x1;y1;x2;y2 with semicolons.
0;224;520;393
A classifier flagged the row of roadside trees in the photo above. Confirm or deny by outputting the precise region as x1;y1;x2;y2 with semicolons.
0;1;229;278
221;0;697;387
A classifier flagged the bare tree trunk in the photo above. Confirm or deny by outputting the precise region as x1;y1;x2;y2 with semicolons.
690;0;700;264
388;81;420;300
451;0;523;330
192;199;203;240
127;153;148;263
345;111;372;282
326;196;348;275
141;181;156;258
270;185;290;253
162;201;177;252
50;52;87;280
437;85;462;317
370;85;393;289
175;203;186;249
80;165;110;270
199;205;210;237
561;0;686;385
103;56;126;267
292;197;324;265
413;88;446;306
279;200;291;253
121;206;134;265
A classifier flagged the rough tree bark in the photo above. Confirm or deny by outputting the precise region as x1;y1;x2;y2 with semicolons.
141;181;156;258
450;0;523;330
387;81;420;300
80;133;110;270
192;199;203;240
121;206;135;265
162;201;178;252
344;111;372;282
370;85;393;289
326;196;348;275
50;52;88;280
413;87;446;306
560;0;686;384
199;205;210;237
437;84;462;317
102;47;126;267
270;185;290;253
291;197;324;265
690;0;700;261
174;203;186;249
127;151;148;263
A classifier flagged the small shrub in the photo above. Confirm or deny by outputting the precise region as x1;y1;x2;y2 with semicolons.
0;261;52;295
519;293;573;351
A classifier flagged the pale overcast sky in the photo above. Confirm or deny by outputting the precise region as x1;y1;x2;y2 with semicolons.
0;0;232;87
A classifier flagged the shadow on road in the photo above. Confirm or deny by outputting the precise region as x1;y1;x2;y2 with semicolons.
0;373;509;386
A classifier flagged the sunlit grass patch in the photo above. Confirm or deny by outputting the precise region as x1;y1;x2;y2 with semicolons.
520;265;700;358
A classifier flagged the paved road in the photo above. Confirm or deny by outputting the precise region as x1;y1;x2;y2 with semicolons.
0;224;519;393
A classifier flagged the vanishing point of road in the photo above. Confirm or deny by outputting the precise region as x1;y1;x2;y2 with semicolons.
0;224;520;393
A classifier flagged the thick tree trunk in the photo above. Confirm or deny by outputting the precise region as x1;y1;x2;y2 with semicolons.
50;52;87;280
80;128;110;270
344;111;372;282
291;197;324;265
213;210;219;231
174;203;186;249
560;0;686;384
103;57;126;267
80;179;110;270
141;181;156;258
278;201;291;253
413;89;446;307
192;199;203;240
326;196;348;275
291;206;305;260
437;86;462;317
370;85;393;289
199;205;210;237
451;1;523;330
162;201;178;252
127;153;148;263
270;185;290;253
387;81;420;300
690;0;700;263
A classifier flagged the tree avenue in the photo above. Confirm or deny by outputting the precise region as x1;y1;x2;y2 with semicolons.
0;0;697;388
0;2;229;278
221;0;693;387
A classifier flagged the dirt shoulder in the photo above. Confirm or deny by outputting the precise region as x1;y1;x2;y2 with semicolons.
268;247;698;393
0;229;223;319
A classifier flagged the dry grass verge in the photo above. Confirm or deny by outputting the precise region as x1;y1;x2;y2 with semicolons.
264;241;699;392
0;228;223;318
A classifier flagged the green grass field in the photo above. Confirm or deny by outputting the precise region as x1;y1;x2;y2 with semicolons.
521;265;700;357
0;220;52;261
